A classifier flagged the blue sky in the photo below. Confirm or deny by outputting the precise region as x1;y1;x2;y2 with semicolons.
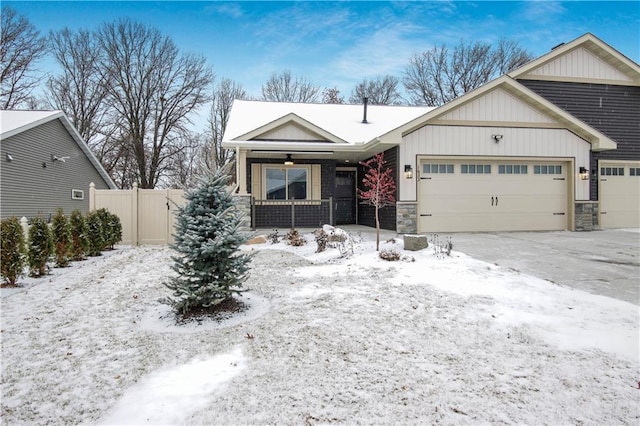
5;1;640;115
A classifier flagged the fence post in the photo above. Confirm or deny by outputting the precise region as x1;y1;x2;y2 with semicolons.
329;197;333;226
132;183;139;246
291;197;295;228
20;216;29;243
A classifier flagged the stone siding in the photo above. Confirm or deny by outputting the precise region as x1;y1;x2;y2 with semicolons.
397;202;418;234
234;194;252;230
575;201;599;231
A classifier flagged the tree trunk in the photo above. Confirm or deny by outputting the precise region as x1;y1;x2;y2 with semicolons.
375;204;380;251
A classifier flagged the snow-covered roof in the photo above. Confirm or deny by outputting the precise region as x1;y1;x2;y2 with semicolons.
0;110;63;138
223;100;433;145
0;110;117;189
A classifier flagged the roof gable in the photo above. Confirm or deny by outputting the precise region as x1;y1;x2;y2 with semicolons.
510;33;640;86
0;110;116;189
238;113;346;144
392;76;617;152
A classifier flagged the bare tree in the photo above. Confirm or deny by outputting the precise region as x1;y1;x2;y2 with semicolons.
97;19;214;189
261;69;319;102
166;131;206;189
348;75;402;105
0;6;47;109
206;78;247;171
46;28;111;145
321;86;344;104
403;39;533;106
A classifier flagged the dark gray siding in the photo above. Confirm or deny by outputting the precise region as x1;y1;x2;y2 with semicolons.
1;119;111;220
519;80;640;200
357;146;398;231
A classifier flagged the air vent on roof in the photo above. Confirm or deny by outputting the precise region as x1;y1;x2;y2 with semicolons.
551;42;565;50
362;97;368;124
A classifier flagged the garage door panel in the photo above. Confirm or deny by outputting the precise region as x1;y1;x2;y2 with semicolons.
419;160;568;233
600;162;640;228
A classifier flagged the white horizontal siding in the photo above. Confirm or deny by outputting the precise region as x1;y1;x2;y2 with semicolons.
255;123;325;141
438;88;556;123
526;47;633;82
399;125;591;202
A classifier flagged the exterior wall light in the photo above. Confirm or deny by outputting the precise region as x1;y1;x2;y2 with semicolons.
404;164;413;179
5;153;13;161
284;154;294;166
579;166;589;180
492;134;503;143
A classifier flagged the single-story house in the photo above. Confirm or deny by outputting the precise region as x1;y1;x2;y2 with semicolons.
223;33;639;233
0;110;116;220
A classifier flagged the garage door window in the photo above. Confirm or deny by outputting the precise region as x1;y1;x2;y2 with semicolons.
601;167;624;176
461;164;491;174
630;168;640;176
498;164;528;174
534;165;562;175
423;164;454;174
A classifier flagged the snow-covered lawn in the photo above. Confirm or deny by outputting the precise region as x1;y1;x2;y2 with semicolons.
1;230;638;424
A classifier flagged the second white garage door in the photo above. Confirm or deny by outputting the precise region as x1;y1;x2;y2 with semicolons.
418;159;569;232
599;161;640;229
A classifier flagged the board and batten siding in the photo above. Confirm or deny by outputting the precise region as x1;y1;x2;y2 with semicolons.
398;126;591;202
0;119;111;220
519;80;640;201
254;123;326;141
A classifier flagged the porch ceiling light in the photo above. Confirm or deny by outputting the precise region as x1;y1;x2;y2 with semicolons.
284;154;294;166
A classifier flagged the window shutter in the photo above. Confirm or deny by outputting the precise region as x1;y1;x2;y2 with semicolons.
311;164;321;200
251;163;261;199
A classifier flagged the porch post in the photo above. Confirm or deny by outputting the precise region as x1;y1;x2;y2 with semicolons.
237;147;248;195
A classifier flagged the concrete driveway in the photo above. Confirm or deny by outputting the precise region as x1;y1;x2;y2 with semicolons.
451;230;640;305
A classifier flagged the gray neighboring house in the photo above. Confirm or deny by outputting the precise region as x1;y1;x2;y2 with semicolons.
0;110;116;220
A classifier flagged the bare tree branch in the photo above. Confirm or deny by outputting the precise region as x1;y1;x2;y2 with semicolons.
348;75;402;105
261;69;319;102
0;7;47;109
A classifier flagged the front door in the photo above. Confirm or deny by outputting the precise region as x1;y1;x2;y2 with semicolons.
335;170;356;225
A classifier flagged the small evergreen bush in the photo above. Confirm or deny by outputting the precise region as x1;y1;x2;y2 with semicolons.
52;209;72;267
163;168;252;316
86;211;104;256
1;217;26;286
69;209;89;260
285;228;306;246
28;217;53;277
97;209;122;250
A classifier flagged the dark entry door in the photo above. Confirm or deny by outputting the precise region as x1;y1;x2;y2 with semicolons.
335;170;356;225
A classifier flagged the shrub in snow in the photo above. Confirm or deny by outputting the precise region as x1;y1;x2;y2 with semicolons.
430;234;453;258
267;228;280;244
86;211;104;257
313;228;328;253
28;217;53;277
379;249;401;261
285;228;306;246
97;209;122;250
52;209;72;267
69;209;89;261
1;217;26;286
163;168;252;316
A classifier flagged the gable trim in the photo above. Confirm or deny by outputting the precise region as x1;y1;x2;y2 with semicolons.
235;112;347;144
509;33;640;86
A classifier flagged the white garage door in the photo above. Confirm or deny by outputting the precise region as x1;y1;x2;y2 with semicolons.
599;161;640;229
418;160;569;232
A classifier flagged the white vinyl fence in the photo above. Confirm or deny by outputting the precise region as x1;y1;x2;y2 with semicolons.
89;183;185;245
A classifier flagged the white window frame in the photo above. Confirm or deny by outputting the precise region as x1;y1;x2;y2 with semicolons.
262;165;311;200
71;189;84;200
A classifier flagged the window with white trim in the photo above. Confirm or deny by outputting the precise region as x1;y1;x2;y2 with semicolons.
422;163;454;174
461;164;491;174
498;164;528;174
600;167;624;176
265;166;309;200
71;189;84;200
534;165;562;175
630;168;640;176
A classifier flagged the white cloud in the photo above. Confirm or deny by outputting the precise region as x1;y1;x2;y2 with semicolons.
205;2;244;19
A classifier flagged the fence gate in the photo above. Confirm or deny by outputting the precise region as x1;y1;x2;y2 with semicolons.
90;183;185;245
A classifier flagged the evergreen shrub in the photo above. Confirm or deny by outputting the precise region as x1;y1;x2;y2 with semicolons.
69;209;89;260
28;217;53;277
86;211;104;256
1;217;26;285
52;209;72;267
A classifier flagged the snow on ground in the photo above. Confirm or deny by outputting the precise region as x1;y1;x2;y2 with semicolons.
1;230;638;425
